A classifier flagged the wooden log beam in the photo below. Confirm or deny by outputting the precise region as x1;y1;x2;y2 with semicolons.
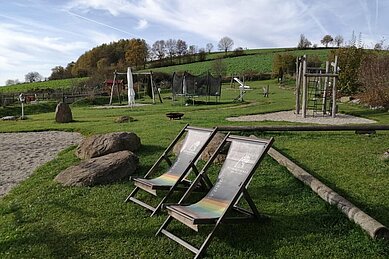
217;125;389;132
268;147;389;240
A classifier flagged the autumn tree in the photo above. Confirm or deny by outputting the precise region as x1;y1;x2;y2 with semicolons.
206;43;214;53
321;35;334;47
218;36;234;53
334;35;344;47
125;38;148;68
297;34;312;49
25;72;43;83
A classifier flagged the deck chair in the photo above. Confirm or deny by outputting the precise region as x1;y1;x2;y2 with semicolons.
125;124;217;216
156;134;274;258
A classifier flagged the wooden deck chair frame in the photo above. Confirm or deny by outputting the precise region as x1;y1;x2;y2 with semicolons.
125;124;217;216
156;134;274;258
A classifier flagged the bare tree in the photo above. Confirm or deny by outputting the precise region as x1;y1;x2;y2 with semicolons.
165;39;177;60
297;34;312;49
176;39;188;56
152;40;166;60
334;35;344;47
5;79;20;86
206;43;214;53
218;36;234;53
25;72;43;83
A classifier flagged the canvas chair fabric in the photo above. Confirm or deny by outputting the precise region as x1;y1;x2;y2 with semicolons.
125;124;217;216
156;135;274;258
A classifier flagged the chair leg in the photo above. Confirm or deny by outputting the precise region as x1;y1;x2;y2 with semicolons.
124;186;140;203
156;215;173;236
195;223;219;259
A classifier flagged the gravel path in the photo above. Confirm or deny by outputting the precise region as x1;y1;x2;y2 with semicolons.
0;131;83;198
227;110;377;125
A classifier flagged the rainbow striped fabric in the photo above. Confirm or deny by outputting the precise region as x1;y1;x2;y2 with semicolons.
148;173;180;187
172;197;229;219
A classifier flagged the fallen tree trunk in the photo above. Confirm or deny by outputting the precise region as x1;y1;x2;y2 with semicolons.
268;147;389;240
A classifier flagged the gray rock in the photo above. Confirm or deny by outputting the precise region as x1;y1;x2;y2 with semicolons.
54;151;139;186
1;116;18;121
75;132;141;159
340;96;352;103
55;102;73;123
173;132;229;163
382;150;389;161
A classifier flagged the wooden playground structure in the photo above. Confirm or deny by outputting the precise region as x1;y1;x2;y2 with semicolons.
295;55;339;118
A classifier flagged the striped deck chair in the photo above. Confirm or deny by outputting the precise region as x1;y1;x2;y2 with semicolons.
156;134;274;258
125;124;217;216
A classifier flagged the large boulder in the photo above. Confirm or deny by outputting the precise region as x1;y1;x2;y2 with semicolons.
173;132;229;164
55;102;73;123
55;151;139;186
76;132;141;159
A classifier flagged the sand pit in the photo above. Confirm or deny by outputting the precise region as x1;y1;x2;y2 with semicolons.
227;110;376;125
0;131;83;198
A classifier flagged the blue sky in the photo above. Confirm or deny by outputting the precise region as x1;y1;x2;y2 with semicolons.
0;0;387;85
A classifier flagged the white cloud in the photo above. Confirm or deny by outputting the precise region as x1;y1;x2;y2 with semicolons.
136;19;148;30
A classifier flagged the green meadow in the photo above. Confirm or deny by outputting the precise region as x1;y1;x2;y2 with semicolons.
0;75;388;257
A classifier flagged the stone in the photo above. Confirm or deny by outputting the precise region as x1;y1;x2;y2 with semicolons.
75;132;141;159
1;116;18;121
115;116;135;123
54;151;139;186
340;96;352;103
382;150;389;161
173;132;229;164
55;102;73;123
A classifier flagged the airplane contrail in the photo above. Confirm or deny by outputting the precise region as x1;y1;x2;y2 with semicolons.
66;10;142;38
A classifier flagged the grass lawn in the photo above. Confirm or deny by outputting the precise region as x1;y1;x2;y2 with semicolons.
0;79;388;258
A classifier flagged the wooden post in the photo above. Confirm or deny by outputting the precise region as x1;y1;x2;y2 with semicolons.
109;71;117;105
302;55;308;118
295;57;300;114
322;61;330;114
331;56;338;118
268;147;389;240
150;71;156;104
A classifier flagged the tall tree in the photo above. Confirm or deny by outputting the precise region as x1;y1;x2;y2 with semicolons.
218;36;234;53
49;66;66;80
125;38;148;68
211;58;227;77
176;39;187;56
5;79;20;86
297;34;312;49
334;35;344;47
206;43;214;53
165;39;177;59
25;72;43;83
152;40;166;60
321;35;334;47
188;45;198;55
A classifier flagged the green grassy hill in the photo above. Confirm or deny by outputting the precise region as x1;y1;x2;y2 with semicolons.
0;78;87;93
144;48;331;75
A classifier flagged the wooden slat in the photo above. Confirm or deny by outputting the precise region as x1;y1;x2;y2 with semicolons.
129;197;156;212
161;229;199;254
